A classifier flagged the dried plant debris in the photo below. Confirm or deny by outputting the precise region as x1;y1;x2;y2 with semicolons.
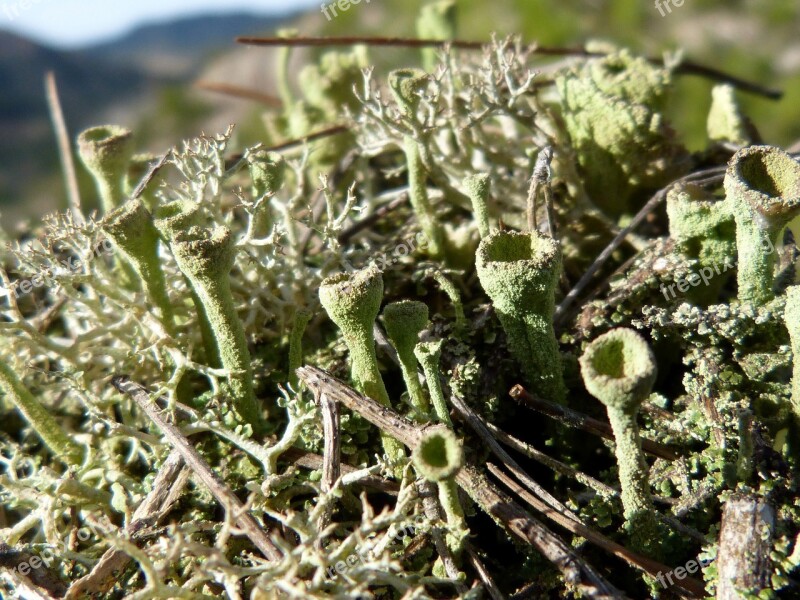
2;19;800;600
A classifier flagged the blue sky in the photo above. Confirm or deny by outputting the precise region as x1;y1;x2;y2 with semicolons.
0;0;320;47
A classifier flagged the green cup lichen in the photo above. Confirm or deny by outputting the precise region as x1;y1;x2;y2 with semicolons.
0;361;82;465
707;84;752;147
412;425;467;553
723;145;800;304
102;199;176;335
77;125;134;213
414;340;452;427
556;49;688;216
319;267;406;466
416;0;456;72
475;230;566;403
666;183;736;305
579;328;658;553
382;300;430;417
171;226;263;431
248;149;286;238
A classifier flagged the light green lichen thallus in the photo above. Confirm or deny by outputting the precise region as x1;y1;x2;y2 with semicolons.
382;301;431;417
475;230;566;404
389;68;445;257
77;125;134;213
723;145;800;304
319;267;406;466
463;173;491;239
707;84;752;147
248;149;286;239
414;339;452;427
102;199;176;335
0;361;82;465
666;183;736;305
416;0;456;72
170;226;264;431
579;328;658;554
556;48;687;216
412;426;467;554
784;286;800;424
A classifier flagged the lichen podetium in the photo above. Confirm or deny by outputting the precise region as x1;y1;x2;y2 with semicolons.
579;328;659;557
723;145;800;304
476;230;566;404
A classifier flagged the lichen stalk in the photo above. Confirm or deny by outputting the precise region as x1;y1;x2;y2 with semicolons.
463;173;491;239
102;199;176;335
412;426;467;555
319;267;406;466
414;340;451;427
170;226;263;431
579;328;659;555
723;145;800;304
0;361;82;465
382;301;430;417
389;69;445;257
475;230;566;403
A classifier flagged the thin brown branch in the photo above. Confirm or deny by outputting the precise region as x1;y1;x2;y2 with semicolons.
111;376;283;561
296;365;624;599
65;450;188;599
466;545;505;600
509;385;681;461
194;81;283;107
487;464;704;598
45;72;82;225
236;36;782;99
450;393;581;525
315;390;341;536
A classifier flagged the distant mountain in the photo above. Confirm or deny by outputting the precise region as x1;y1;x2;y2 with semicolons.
80;12;295;77
0;11;297;222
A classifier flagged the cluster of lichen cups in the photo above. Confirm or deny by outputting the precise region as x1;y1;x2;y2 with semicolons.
319;266;467;559
84;126;267;434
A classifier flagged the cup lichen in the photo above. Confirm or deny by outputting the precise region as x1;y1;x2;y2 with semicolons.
579;328;658;553
319;266;406;466
475;230;566;403
382;300;430;417
723;145;800;304
77;125;134;213
170;225;264;431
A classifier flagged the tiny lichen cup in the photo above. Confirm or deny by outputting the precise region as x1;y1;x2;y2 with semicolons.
579;328;659;554
77;125;134;213
319;267;406;466
475;230;566;403
382;300;430;417
723;145;800;304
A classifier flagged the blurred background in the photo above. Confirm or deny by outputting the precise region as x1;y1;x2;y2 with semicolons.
1;0;798;227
